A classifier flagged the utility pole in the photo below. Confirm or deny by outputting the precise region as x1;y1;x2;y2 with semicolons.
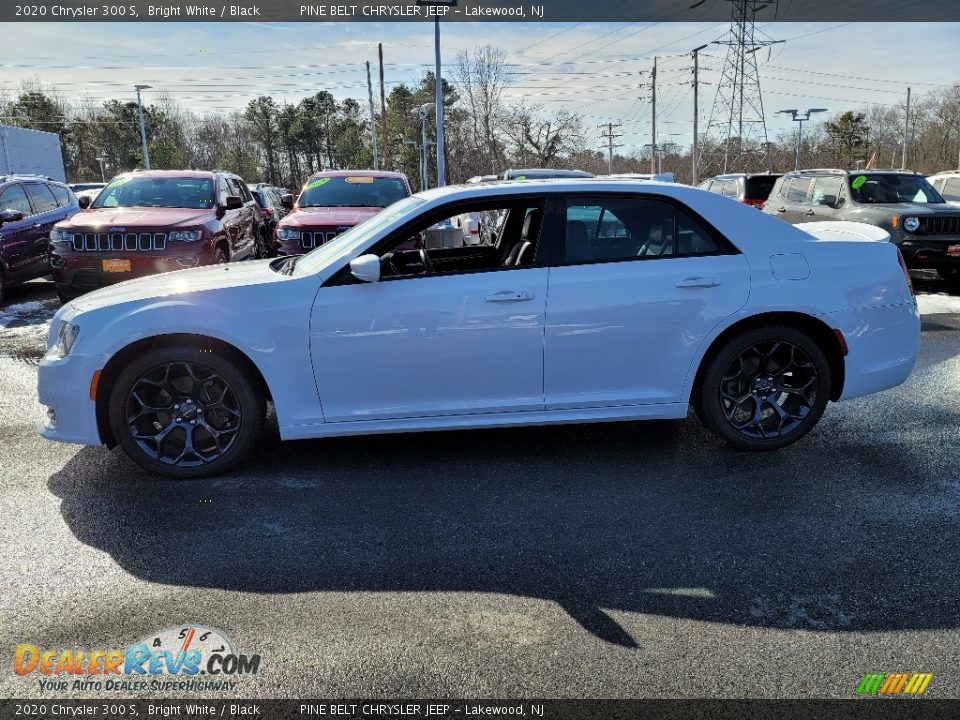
379;43;389;170
650;56;657;174
365;61;379;169
901;86;911;170
692;44;708;186
598;122;622;174
134;84;152;170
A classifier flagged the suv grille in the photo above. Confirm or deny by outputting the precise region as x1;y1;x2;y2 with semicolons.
300;229;341;250
71;232;167;252
919;216;960;235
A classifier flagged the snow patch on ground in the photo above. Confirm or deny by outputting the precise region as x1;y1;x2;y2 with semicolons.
917;293;960;315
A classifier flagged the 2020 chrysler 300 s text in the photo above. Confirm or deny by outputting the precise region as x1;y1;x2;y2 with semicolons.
37;179;920;479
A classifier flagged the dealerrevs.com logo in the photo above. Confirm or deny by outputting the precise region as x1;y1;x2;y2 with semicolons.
14;625;260;693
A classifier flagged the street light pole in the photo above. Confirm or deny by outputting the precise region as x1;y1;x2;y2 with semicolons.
134;84;152;170
777;108;828;170
691;43;708;186
417;0;455;187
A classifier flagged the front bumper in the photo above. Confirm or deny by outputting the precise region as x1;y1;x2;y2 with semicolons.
37;348;106;446
897;237;960;270
52;247;216;295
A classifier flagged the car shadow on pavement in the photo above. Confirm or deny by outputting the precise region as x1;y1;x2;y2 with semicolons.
48;405;960;648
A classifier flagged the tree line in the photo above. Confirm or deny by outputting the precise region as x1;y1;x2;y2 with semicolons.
2;46;959;188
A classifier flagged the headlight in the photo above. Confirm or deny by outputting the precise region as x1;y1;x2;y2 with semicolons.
50;230;72;243
277;228;301;241
902;216;920;233
169;229;203;242
55;320;79;358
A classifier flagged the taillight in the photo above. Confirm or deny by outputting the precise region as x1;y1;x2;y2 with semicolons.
262;208;274;219
743;198;764;208
896;248;915;296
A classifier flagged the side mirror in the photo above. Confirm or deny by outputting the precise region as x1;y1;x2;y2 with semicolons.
0;209;25;226
224;195;244;211
349;254;381;283
281;193;294;209
819;194;838;208
78;196;92;209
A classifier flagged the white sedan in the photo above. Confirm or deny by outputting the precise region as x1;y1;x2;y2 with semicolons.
37;179;920;479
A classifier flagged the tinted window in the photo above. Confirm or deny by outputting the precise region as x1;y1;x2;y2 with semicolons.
942;178;960;202
785;177;813;203
720;179;739;198
811;176;844;204
299;176;409;209
49;183;73;207
745;176;779;201
217;179;230;205
0;184;33;215
94;176;215;210
849;173;943;204
564;197;720;263
24;183;59;213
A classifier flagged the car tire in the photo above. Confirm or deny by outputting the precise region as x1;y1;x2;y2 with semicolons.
214;246;228;264
256;229;269;259
56;286;75;304
939;267;960;293
0;268;6;306
694;325;832;451
107;345;265;479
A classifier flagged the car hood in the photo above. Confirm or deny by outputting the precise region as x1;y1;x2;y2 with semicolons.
59;207;212;229
68;259;282;313
855;202;958;215
281;206;381;228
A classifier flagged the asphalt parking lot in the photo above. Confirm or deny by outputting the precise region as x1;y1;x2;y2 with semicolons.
1;278;959;699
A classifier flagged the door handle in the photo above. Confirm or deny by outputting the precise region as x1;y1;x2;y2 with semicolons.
776;206;787;213
675;277;722;289
803;209;815;216
485;290;534;302
32;222;42;229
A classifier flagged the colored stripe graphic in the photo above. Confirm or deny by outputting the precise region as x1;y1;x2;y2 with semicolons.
857;674;886;694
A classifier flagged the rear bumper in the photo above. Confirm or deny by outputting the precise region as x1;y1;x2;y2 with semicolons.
828;301;920;401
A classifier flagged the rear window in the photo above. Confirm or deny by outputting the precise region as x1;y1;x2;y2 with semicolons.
298;176;408;209
745;176;779;201
785;178;813;203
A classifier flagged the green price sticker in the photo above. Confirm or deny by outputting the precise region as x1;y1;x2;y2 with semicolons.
851;175;867;189
515;175;527;181
307;177;331;189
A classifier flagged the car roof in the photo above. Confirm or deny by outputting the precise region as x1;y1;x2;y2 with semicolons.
306;169;407;180
117;169;219;180
785;168;923;176
417;178;695;202
503;168;594;178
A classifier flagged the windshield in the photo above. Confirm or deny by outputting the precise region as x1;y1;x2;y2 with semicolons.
91;176;215;210
292;195;426;276
849;174;945;204
298;176;408;208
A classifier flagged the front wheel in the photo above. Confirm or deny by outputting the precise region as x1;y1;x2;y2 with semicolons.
694;325;832;451
107;346;265;479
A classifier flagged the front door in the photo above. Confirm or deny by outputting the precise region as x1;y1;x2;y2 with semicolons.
309;198;550;423
544;195;751;409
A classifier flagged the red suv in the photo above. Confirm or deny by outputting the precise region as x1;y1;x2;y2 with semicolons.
50;170;263;302
274;170;411;255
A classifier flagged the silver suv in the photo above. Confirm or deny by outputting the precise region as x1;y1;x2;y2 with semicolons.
764;169;960;288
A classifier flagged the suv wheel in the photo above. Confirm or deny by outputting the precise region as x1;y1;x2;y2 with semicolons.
107;346;265;479
694;325;831;450
214;246;228;264
256;228;269;259
0;268;5;306
940;266;960;292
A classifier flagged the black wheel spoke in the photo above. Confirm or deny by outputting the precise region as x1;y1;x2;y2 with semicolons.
125;360;242;468
718;339;818;441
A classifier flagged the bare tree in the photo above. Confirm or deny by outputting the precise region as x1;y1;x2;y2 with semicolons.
454;45;509;176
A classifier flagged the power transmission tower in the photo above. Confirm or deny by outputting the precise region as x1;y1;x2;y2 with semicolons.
598;122;623;174
702;0;782;175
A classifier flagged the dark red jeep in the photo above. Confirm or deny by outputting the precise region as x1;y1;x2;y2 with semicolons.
274;170;411;255
50;170;263;302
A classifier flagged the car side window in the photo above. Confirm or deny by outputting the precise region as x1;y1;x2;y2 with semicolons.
217;179;231;205
49;183;73;207
942;178;960;202
25;183;59;214
810;176;843;205
785;177;813;204
0;184;34;215
230;179;251;202
698;180;713;191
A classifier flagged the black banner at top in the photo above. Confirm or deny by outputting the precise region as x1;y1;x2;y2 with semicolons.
4;0;960;23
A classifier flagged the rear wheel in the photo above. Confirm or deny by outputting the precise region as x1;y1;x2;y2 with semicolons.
107;346;265;479
256;228;269;259
694;325;831;451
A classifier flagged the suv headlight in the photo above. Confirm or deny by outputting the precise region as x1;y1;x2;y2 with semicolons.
902;216;920;233
55;320;79;358
169;229;203;242
50;230;72;243
277;228;301;240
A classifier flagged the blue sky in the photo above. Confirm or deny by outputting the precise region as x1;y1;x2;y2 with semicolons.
1;21;957;154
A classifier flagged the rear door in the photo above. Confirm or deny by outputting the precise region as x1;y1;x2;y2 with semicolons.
780;177;814;223
543;194;751;409
808;175;846;221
